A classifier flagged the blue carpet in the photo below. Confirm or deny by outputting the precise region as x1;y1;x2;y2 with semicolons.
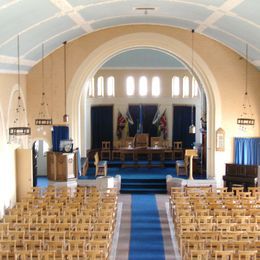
79;167;182;180
129;194;165;260
36;176;48;187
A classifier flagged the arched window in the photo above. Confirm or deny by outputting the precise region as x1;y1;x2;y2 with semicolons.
152;76;160;96
107;76;115;96
172;76;180;97
183;76;189;97
139;76;148;96
126;76;135;96
87;78;95;97
97;76;104;97
192;77;199;97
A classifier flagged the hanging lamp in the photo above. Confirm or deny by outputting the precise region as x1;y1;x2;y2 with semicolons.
237;44;255;130
35;43;52;127
9;35;31;136
63;41;69;123
189;105;196;134
189;29;196;134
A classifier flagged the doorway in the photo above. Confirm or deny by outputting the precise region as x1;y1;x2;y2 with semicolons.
32;140;49;187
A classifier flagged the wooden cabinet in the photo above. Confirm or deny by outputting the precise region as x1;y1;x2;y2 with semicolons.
47;152;77;181
16;149;33;202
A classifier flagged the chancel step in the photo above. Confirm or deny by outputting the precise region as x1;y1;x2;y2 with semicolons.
121;178;166;194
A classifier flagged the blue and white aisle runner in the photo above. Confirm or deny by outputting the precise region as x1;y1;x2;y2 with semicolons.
129;194;165;260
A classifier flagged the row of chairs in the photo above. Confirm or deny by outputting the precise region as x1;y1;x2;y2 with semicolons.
0;186;118;259
0;250;106;259
170;186;260;259
100;139;184;161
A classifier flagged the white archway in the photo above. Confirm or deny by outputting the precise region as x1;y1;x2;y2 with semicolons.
67;32;222;178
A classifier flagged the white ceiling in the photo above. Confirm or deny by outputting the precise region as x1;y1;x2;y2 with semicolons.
0;0;260;73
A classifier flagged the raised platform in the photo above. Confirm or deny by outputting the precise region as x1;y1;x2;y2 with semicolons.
78;166;207;194
85;159;176;169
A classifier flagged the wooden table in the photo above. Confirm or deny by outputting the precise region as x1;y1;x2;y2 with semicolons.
119;146;165;167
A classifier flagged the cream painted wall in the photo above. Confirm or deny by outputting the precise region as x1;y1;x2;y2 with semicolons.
26;25;260;186
0;73;27;217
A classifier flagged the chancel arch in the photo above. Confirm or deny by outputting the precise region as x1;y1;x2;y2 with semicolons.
67;32;222;181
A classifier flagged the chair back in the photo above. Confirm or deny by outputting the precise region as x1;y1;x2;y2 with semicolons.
94;152;99;166
124;137;134;147
173;141;182;149
151;137;162;147
102;141;110;150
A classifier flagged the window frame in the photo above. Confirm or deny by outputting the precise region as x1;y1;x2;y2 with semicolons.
126;76;135;96
139;76;148;96
107;76;115;97
151;76;160;97
172;76;180;97
97;76;104;97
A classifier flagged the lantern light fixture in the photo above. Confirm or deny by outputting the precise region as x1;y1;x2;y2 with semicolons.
9;35;31;136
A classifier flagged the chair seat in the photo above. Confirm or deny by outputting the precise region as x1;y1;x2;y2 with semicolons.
94;152;107;177
98;161;107;167
176;160;187;176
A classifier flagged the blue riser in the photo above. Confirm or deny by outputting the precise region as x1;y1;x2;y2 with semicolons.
122;179;166;183
121;183;166;189
121;177;167;193
121;188;166;194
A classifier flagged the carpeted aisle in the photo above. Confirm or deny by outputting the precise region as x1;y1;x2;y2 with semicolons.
129;194;165;260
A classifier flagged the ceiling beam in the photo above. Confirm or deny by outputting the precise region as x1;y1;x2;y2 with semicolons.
50;0;93;33
196;0;244;33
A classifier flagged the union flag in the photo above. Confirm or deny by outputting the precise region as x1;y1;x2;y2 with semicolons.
159;110;168;140
116;111;126;139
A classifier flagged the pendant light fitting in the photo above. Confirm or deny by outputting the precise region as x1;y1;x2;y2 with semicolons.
237;44;255;130
35;43;52;127
9;35;31;136
63;41;69;123
189;29;196;134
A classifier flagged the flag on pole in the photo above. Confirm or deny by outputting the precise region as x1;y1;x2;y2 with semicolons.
138;104;143;133
126;109;134;125
125;109;134;137
153;106;161;136
159;109;168;140
116;111;126;139
152;106;161;125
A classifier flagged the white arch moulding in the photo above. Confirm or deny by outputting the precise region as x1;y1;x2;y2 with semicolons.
67;32;222;178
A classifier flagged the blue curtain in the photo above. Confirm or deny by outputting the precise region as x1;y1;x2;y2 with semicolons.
129;105;157;137
91;105;113;149
143;105;158;137
172;105;195;148
234;137;260;165
52;126;69;152
129;105;140;137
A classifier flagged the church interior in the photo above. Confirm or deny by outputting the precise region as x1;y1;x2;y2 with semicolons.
0;0;259;259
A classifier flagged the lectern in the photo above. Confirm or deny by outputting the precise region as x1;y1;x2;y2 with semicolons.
185;149;198;180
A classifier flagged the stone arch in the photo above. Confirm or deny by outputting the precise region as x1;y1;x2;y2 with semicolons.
67;32;222;178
